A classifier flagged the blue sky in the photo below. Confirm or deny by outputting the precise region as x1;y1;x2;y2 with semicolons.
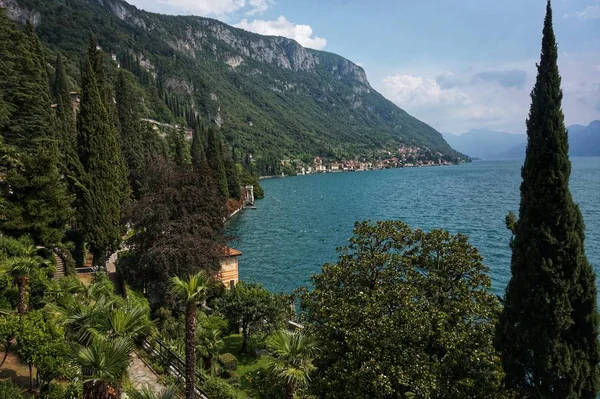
127;0;599;134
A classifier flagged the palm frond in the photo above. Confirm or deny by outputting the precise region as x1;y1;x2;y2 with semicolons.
125;385;180;399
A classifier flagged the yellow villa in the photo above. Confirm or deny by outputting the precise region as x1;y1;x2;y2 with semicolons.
218;247;242;289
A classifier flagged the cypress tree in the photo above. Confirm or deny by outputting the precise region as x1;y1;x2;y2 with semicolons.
190;119;206;170
205;127;229;199
0;10;16;127
115;69;145;198
77;35;129;264
53;54;84;190
496;2;600;397
0;21;72;245
222;142;241;199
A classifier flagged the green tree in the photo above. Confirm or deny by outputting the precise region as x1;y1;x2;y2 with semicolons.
125;385;179;399
265;330;317;399
0;22;73;246
72;336;133;399
216;282;289;353
190;122;206;170
169;272;209;399
205;127;229;199
16;310;67;391
125;157;225;308
222;143;241;199
0;314;17;369
115;70;145;198
196;322;224;375
0;240;49;315
299;220;505;398
53;53;83;192
496;2;600;398
0;10;16;128
77;34;129;264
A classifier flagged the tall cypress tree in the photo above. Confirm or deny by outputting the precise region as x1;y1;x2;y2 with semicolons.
0;21;72;246
53;54;83;191
222;142;241;199
205;127;229;199
0;9;15;128
190;119;206;170
115;69;145;198
77;34;128;264
496;2;600;397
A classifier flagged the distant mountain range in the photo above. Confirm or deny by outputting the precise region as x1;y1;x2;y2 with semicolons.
443;120;600;159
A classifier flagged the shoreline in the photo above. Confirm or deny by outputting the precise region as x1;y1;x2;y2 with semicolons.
259;162;464;180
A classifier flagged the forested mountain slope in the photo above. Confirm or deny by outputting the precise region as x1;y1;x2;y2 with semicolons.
0;0;463;162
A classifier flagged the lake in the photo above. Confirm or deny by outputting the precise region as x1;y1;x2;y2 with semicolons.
227;158;600;297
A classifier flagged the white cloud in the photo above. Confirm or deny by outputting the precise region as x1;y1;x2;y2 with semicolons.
149;0;272;17
575;5;600;19
376;52;600;134
247;0;274;15
381;75;468;107
235;16;327;50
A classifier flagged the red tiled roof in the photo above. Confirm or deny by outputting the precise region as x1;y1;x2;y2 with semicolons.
222;246;242;257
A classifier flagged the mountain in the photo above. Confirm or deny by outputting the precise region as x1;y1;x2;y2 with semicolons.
567;120;600;156
0;0;463;162
443;121;600;159
442;129;526;160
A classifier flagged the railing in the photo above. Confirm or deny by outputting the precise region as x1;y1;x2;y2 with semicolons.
140;337;208;399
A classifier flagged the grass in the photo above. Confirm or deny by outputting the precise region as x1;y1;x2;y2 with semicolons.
221;334;270;398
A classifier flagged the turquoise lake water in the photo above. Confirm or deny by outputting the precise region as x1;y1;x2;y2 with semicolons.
227;158;600;297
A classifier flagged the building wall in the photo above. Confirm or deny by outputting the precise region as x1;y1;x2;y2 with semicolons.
218;256;239;288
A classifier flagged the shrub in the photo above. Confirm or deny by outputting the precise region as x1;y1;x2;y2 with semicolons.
39;382;65;399
63;381;83;399
0;380;25;399
218;353;238;371
202;376;242;399
245;368;286;399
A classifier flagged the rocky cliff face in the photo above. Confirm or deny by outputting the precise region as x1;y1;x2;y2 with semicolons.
0;0;41;25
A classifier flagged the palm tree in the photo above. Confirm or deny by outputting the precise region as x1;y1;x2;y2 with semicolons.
266;330;318;399
126;385;179;399
72;336;134;399
99;303;155;340
0;243;48;315
169;271;209;399
196;325;224;375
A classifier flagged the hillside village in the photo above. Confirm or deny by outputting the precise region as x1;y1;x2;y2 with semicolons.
281;146;458;176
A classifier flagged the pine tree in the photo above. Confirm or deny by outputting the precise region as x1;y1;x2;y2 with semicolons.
205;127;229;199
77;34;129;264
0;21;72;246
496;2;600;397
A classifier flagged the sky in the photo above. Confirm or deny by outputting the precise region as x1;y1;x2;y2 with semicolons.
125;0;599;134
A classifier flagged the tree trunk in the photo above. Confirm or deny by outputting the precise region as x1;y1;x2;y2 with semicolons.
286;381;295;399
185;301;197;399
28;363;33;391
204;355;212;374
0;340;11;369
17;277;27;315
241;322;248;353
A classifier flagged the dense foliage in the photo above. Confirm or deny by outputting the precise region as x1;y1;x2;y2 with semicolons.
215;282;291;354
299;220;507;398
496;2;600;398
